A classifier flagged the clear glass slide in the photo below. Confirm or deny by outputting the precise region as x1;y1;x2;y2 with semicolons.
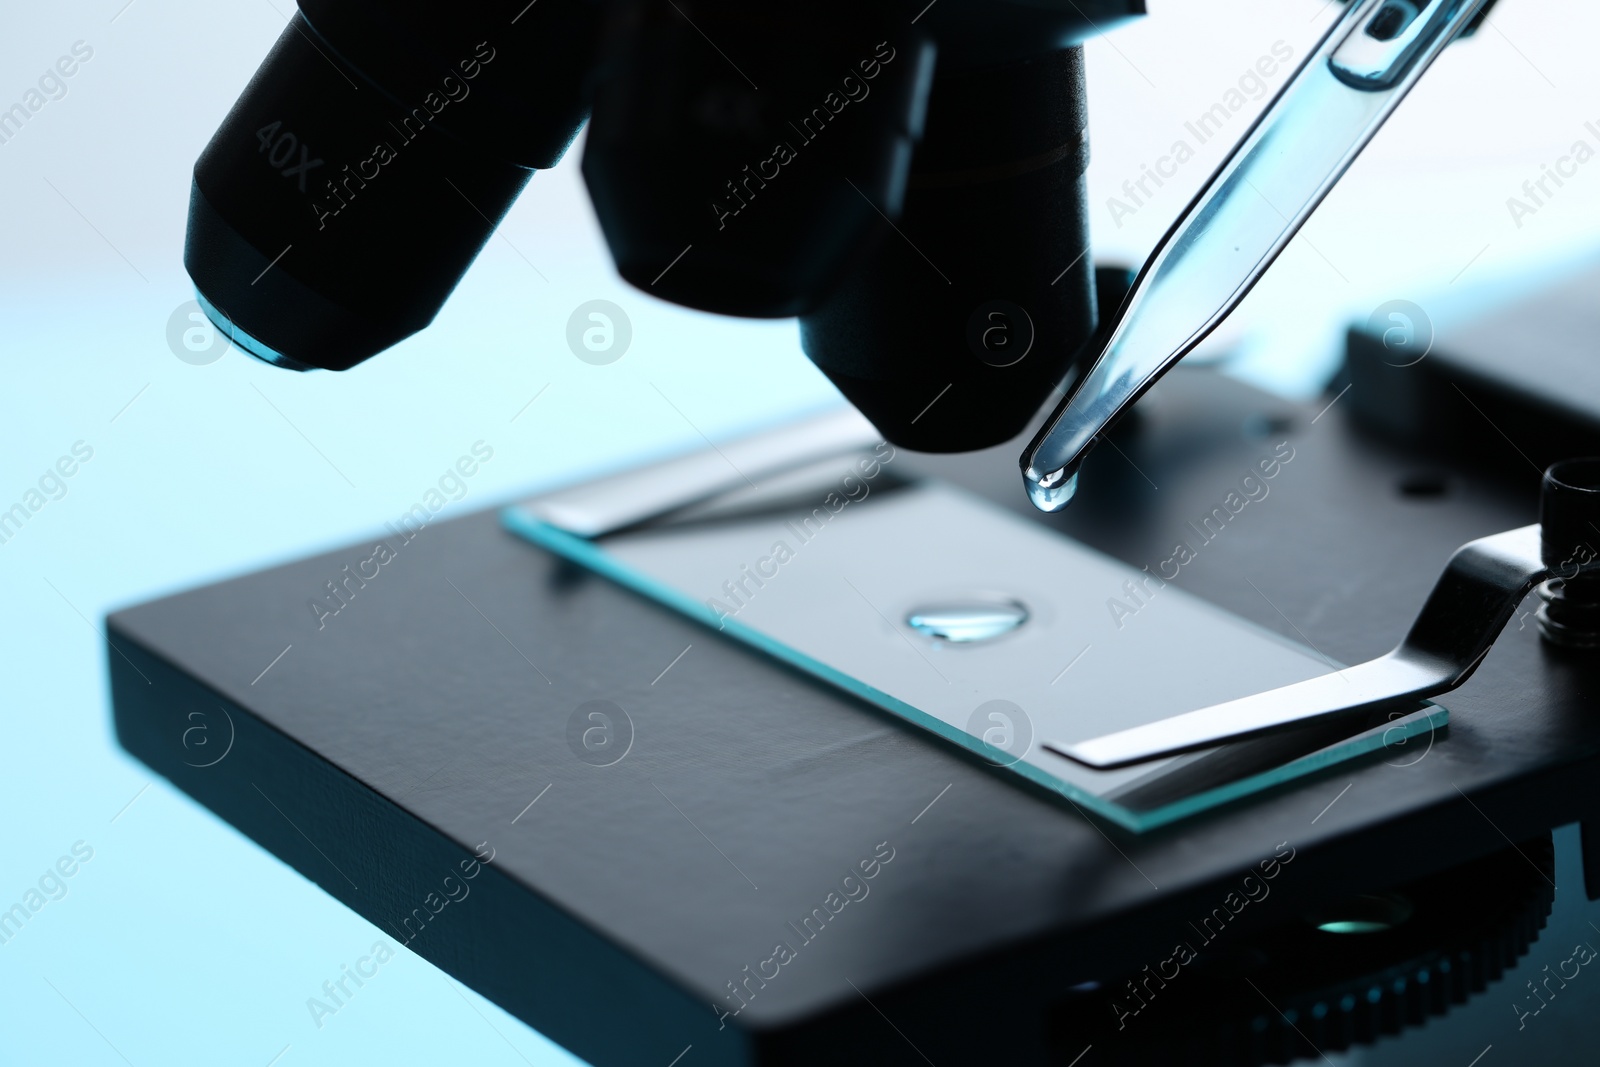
505;452;1443;832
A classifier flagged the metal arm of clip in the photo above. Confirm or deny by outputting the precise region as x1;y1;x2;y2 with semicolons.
1057;459;1600;770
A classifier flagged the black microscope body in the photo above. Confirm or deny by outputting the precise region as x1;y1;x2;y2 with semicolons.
185;0;1144;451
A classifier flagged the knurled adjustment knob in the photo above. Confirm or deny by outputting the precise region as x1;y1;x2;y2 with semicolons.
1537;458;1600;649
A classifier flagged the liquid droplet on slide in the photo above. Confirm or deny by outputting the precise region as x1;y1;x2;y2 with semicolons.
907;600;1030;644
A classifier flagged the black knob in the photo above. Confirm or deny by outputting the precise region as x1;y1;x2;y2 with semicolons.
1537;458;1600;648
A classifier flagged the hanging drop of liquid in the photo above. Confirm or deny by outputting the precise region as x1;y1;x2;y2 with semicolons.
1023;467;1079;513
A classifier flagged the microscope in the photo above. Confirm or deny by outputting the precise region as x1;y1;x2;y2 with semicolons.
131;2;1600;1064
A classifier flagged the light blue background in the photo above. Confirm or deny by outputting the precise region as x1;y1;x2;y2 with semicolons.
3;1;1600;1064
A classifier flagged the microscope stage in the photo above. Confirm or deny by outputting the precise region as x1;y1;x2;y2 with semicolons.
109;370;1600;1066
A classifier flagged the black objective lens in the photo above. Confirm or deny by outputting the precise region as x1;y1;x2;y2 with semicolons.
582;3;1108;451
800;47;1097;452
185;0;597;370
582;0;935;318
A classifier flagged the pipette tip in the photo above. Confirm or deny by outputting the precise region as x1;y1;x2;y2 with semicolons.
1023;467;1079;513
